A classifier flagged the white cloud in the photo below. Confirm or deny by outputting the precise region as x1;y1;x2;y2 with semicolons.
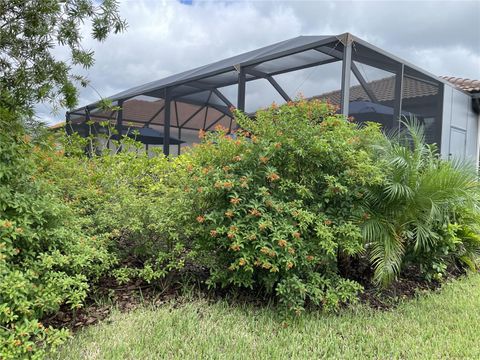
38;0;480;124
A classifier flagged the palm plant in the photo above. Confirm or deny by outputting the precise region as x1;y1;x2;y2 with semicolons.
362;120;479;286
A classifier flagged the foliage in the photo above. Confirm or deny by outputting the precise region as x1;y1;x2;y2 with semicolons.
187;100;385;313
0;108;114;359
37;129;195;286
362;121;480;285
0;0;127;114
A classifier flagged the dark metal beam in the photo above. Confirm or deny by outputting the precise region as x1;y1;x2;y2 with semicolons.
351;62;379;103
163;88;171;156
393;64;404;130
203;91;212;129
177;127;181;156
144;104;165;127
340;36;352;116
177;97;231;117
205;114;227;131
180;105;206;128
266;76;291;102
174;100;179;127
182;82;235;116
237;67;246;112
212;88;234;109
244;68;291;102
116;100;124;152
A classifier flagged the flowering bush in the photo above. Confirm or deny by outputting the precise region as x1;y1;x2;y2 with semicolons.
188;100;385;313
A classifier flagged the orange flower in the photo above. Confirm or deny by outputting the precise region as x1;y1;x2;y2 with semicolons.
223;182;234;189
230;243;240;251
214;181;223;189
215;124;227;132
197;187;203;193
260;247;270;255
225;210;234;218
324;219;332;226
267;173;280;182
286;262;294;269
249;208;261;217
248;234;257;241
202;166;212;175
198;129;206;139
238;258;246;266
222;165;231;172
259;156;269;164
306;255;314;262
251;135;258;143
210;229;218;237
3;220;13;228
288;247;296;254
230;197;241;205
233;155;242;162
196;215;205;223
227;232;235;239
274;142;282;149
362;212;371;220
277;239;287;248
229;225;238;232
292;231;301;239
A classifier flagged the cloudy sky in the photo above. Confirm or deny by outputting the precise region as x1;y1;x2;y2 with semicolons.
39;0;480;123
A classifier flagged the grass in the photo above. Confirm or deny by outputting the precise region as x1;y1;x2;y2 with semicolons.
52;274;480;359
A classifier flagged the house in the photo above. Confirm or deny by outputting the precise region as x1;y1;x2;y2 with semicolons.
64;33;480;163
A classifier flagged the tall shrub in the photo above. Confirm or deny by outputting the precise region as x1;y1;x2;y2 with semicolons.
188;100;385;313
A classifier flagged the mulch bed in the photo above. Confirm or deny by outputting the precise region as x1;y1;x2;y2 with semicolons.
42;266;465;332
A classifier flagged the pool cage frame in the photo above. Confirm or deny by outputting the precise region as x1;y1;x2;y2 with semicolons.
66;32;449;156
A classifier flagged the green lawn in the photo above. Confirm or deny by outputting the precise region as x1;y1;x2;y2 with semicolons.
52;274;480;359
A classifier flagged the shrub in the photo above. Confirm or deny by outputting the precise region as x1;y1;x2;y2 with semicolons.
362;121;480;285
187;100;385;313
38;131;195;285
0;109;114;358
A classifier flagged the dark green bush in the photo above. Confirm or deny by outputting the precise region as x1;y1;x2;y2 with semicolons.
362;121;480;285
187;100;385;313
